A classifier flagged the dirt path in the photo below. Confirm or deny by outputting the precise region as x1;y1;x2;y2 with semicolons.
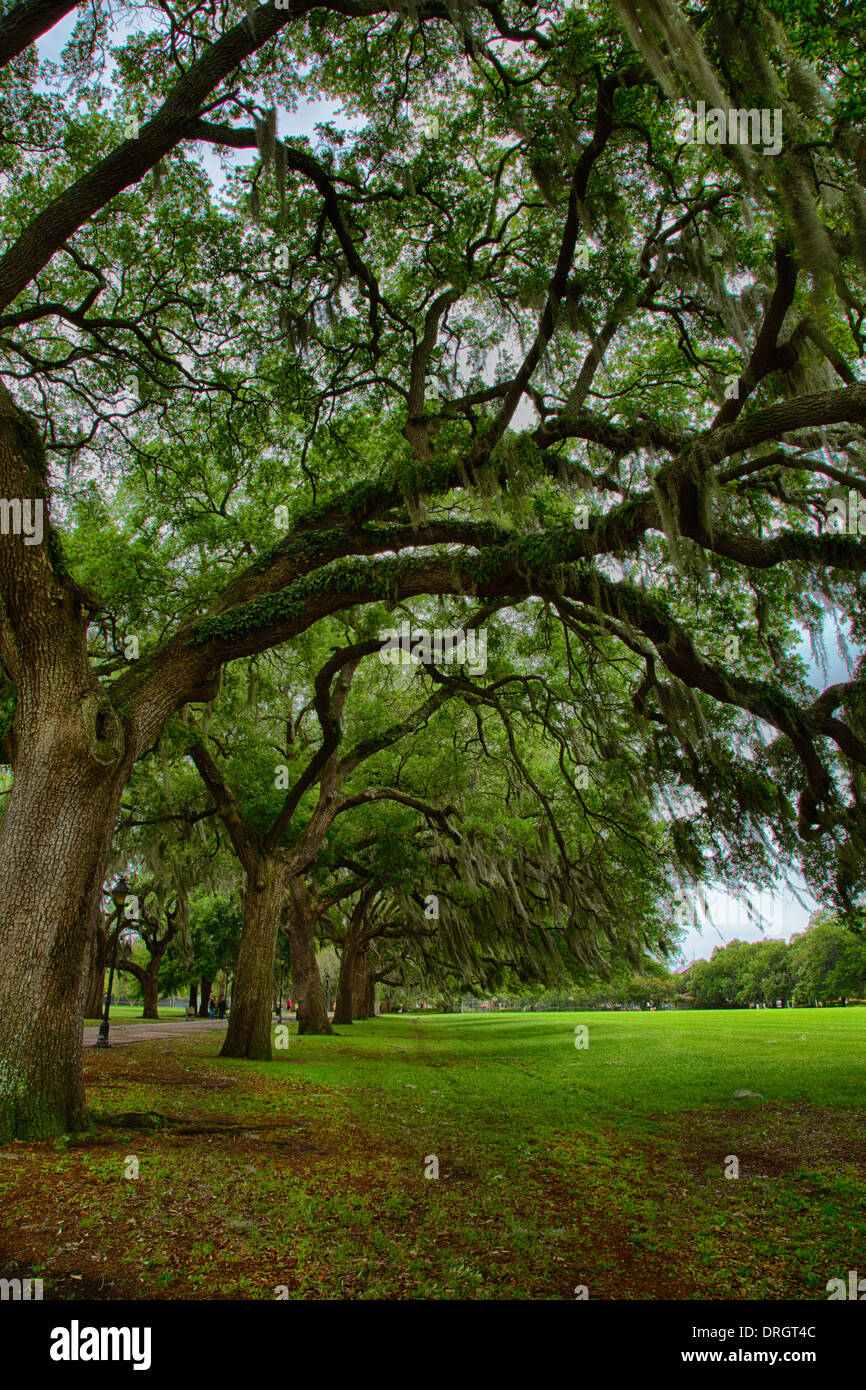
82;1019;229;1045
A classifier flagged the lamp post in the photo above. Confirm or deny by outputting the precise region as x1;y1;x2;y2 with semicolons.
96;876;129;1048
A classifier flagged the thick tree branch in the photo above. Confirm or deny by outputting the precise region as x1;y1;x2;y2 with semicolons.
0;0;394;311
187;739;257;874
0;0;78;71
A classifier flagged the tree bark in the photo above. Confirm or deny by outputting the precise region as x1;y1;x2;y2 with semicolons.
0;380;134;1140
141;970;160;1020
198;978;211;1018
83;909;107;1020
287;877;333;1036
351;949;373;1020
364;970;376;1019
117;960;161;1019
0;761;126;1139
332;938;358;1025
220;868;287;1060
188;982;198;1014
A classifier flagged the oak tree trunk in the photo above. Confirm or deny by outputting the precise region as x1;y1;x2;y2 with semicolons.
0;758;125;1139
198;978;211;1018
332;939;358;1025
141;968;160;1020
0;381;133;1140
83;908;107;1020
220;869;286;1060
352;949;373;1020
287;877;333;1036
118;959;161;1020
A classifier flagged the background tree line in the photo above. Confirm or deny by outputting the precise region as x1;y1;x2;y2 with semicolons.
683;911;866;1008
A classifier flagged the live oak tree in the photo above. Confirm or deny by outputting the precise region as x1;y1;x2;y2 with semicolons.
109;735;234;1006
185;594;690;1045
183;617;469;1048
311;645;689;1016
113;888;185;1019
157;892;245;1016
328;885;386;1024
122;597;684;1042
1;0;866;1138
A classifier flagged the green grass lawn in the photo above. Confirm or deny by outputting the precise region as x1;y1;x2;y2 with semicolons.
3;1007;864;1299
83;1006;188;1024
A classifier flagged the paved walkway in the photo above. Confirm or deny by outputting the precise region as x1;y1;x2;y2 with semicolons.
82;1019;229;1045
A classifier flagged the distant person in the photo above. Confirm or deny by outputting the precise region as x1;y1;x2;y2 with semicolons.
208;996;215;1019
218;997;227;1020
286;998;292;1013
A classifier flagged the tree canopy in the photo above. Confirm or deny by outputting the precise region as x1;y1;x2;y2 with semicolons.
1;0;865;1137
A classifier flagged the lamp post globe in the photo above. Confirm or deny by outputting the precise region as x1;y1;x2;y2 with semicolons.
110;876;130;912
